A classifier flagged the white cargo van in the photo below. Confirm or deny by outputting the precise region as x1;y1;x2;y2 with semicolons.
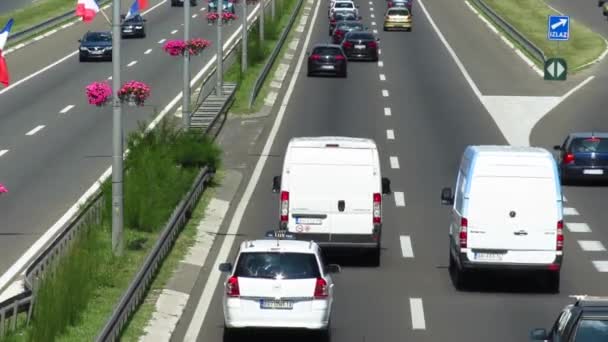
440;146;564;292
272;137;391;266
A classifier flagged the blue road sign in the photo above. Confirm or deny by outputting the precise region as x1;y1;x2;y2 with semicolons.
547;15;570;41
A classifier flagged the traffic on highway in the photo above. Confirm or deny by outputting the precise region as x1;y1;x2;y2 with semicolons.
2;0;608;341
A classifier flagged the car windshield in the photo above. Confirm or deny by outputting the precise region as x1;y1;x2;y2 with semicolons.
313;47;342;55
335;2;354;8
234;252;321;280
573;319;608;341
86;33;112;41
124;15;142;23
570;138;608;153
335;13;356;20
347;32;374;39
388;9;410;15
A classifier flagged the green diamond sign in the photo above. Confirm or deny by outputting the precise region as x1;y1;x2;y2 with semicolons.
544;58;567;81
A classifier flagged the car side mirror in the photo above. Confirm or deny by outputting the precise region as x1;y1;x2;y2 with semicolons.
553;145;561;151
529;328;548;340
381;177;391;194
325;264;341;274
272;176;281;193
441;187;454;205
218;262;233;272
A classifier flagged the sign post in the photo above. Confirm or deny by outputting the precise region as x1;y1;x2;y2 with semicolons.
545;15;569;81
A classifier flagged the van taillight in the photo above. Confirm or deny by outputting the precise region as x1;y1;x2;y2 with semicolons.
373;193;381;224
314;278;328;299
226;276;240;297
563;153;575;164
280;191;289;223
459;217;468;249
556;220;564;251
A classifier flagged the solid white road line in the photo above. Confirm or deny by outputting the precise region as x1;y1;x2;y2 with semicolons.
379;74;386;81
578;240;606;252
382;89;389;97
400;236;414;258
593;261;608;272
563;207;579;216
386;129;395;140
390;156;400;169
378;60;383;67
144;49;153;54
25;125;45;136
127;60;138;67
394;191;405;207
158;38;166;44
183;0;321;340
171;29;179;34
384;107;391;116
59;105;75;114
566;223;591;233
410;298;426;330
0;150;8;157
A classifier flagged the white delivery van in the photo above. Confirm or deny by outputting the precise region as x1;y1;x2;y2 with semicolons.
440;146;564;292
272;137;391;266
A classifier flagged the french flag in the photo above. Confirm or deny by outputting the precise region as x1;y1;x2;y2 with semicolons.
75;0;100;23
0;18;13;88
137;0;149;10
126;0;141;20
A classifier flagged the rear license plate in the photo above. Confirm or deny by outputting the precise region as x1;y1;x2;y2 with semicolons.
296;217;323;225
91;50;103;54
355;44;365;49
583;169;604;175
123;29;133;33
260;299;293;310
474;253;503;261
321;65;334;70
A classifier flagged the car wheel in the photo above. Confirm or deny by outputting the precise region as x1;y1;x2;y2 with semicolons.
408;27;412;32
223;327;238;342
599;0;605;7
449;251;467;290
141;31;146;38
319;326;331;342
546;272;560;294
383;27;388;31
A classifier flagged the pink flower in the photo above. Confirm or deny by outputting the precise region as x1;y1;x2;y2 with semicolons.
117;80;151;106
163;40;187;56
207;12;219;21
85;82;113;106
0;183;8;194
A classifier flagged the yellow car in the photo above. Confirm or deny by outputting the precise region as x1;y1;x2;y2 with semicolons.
383;7;412;31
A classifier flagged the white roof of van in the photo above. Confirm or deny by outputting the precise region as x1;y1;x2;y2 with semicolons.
239;239;318;254
288;136;377;149
467;145;552;158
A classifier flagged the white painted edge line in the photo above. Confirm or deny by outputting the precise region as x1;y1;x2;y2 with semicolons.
384;107;391;116
171;29;179;35
379;74;386;81
400;235;414;258
25;125;45;136
127;60;138;67
575;38;608;71
0;0;266;295
158;38;167;44
561;76;595;101
389;156;400;169
563;207;579;216
0;150;8;157
410;298;426;330
565;222;591;233
378;60;384;67
59;105;75;114
578;240;606;252
144;48;153;54
394;191;405;207
382;89;389;97
183;0;319;340
386;129;395;140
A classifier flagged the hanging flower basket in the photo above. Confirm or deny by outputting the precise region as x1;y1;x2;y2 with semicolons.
222;12;238;23
163;40;187;56
245;0;258;4
85;81;113;107
207;12;219;24
0;183;7;194
186;38;212;56
117;80;151;107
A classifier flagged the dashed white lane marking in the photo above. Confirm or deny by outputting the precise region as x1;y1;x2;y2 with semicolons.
378;60;384;67
108;76;112;80
26;125;45;136
382;89;389;97
592;261;608;272
372;21;376;26
563;207;579;216
384;107;392;116
171;29;179;35
370;7;374;11
373;29;378;34
386;129;395;140
192;14;198;18
200;6;205;11
127;60;138;67
371;13;375;18
144;48;153;54
0;150;8;157
390;156;400;169
578;240;606;252
379;74;386;81
400;236;414;258
394;191;405;207
59;105;75;114
566;223;591;233
410;298;426;330
563;195;568;202
369;1;372;3
378;48;381;55
158;38;166;44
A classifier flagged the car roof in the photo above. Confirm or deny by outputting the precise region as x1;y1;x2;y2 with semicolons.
239;239;319;254
569;132;608;139
288;136;377;149
466;145;551;157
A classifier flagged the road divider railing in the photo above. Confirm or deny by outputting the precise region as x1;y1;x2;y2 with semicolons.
472;0;546;64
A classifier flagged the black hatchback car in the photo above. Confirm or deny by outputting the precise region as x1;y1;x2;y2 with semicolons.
341;31;379;61
121;14;146;38
554;132;608;184
307;44;347;77
332;21;366;44
530;296;608;341
79;31;112;62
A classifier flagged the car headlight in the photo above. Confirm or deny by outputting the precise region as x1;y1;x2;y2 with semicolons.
80;47;88;51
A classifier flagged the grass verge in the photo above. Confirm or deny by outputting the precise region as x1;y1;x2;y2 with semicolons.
482;0;606;70
225;0;299;113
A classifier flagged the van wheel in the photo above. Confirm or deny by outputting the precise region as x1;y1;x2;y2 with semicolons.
319;324;331;342
449;252;466;290
223;327;238;342
546;272;560;293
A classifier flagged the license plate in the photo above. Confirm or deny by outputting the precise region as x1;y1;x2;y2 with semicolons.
91;50;103;54
296;217;323;225
355;44;365;49
321;65;334;70
583;169;604;175
123;29;132;33
474;253;503;261
260;299;293;310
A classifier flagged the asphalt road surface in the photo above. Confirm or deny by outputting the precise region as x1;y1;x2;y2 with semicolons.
0;0;32;15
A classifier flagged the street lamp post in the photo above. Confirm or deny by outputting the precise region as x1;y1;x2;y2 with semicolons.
242;0;248;73
259;0;265;42
183;0;191;130
111;0;124;256
216;0;224;96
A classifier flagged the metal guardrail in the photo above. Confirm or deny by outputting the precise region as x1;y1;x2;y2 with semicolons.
248;0;304;109
96;167;214;342
472;0;546;64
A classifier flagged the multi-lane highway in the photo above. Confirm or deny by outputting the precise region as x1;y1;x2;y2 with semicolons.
0;0;32;15
165;0;608;341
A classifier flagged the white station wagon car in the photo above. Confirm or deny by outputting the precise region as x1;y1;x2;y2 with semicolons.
219;231;341;340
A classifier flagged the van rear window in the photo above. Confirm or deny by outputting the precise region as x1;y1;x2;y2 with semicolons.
570;137;608;153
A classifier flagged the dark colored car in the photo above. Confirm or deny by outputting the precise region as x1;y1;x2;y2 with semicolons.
79;31;112;62
171;0;198;6
387;0;412;10
554;132;608;185
341;31;379;61
530;296;608;341
307;44;347;77
329;11;360;35
120;14;146;38
208;0;235;13
332;21;366;44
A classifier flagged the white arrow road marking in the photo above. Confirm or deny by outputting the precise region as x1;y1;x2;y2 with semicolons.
59;105;75;114
394;191;405;206
0;150;8;157
26;125;45;136
410;298;426;329
551;18;568;30
400;236;414;257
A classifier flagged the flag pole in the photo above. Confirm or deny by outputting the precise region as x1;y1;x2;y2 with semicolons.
111;0;124;256
99;5;112;26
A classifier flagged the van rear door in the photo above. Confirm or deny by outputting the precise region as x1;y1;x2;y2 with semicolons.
466;176;558;251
